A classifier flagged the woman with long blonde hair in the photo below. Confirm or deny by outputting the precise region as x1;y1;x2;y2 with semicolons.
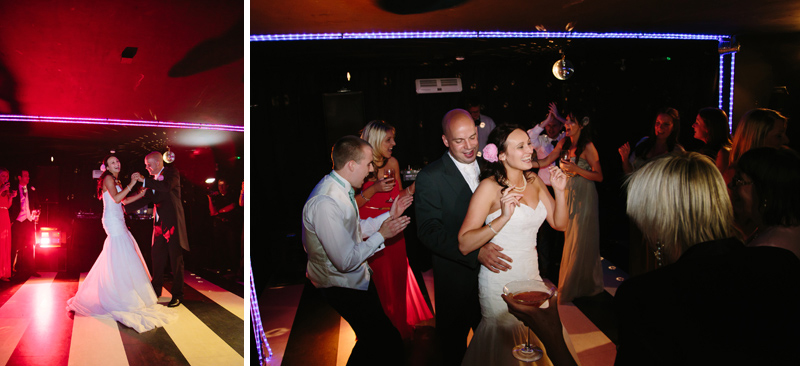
354;120;431;339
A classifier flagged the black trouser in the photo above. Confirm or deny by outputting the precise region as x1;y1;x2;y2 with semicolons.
212;218;239;271
319;280;404;366
432;267;482;366
537;185;564;281
11;220;35;273
151;223;184;299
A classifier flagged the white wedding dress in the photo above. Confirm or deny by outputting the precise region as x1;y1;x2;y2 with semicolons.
67;186;177;333
461;201;554;366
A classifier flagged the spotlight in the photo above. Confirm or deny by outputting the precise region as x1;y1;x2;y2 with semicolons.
205;178;216;184
37;227;61;248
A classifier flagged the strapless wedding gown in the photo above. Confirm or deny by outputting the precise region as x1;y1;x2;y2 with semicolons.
461;201;554;366
67;187;177;333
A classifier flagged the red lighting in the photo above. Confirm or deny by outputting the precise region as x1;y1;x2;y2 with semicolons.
36;228;62;248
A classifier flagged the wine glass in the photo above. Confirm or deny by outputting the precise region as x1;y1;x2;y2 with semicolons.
560;150;571;164
503;279;557;362
384;168;396;203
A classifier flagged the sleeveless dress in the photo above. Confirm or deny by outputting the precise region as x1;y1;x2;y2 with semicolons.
0;193;10;279
67;187;177;333
558;158;604;303
462;201;554;366
360;181;433;339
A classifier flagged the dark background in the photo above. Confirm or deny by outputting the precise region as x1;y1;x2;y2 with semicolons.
253;33;799;290
0;0;245;282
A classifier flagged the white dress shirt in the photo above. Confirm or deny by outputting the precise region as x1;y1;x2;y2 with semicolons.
528;124;565;186
448;152;481;192
16;185;31;222
302;171;390;290
144;167;165;221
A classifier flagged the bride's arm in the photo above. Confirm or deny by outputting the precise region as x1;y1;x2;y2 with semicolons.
539;170;568;231
122;187;147;205
458;180;520;255
104;175;136;204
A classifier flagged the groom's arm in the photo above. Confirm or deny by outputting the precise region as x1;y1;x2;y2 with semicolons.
122;190;151;212
143;168;179;194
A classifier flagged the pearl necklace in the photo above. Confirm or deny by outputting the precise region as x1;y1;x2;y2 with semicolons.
509;175;527;193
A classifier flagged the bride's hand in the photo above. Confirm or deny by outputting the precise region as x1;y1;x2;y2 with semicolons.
549;166;567;191
499;186;522;220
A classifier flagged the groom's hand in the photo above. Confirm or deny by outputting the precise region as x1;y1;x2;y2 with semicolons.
478;242;512;273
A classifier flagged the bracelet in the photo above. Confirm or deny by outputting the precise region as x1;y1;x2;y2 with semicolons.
360;191;370;202
487;221;499;235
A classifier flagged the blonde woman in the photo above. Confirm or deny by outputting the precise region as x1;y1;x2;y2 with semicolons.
355;120;431;339
502;152;800;365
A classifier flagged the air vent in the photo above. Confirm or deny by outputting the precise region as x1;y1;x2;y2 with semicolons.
415;78;462;94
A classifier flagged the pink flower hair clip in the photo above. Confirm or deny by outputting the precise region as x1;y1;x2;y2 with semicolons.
483;143;499;163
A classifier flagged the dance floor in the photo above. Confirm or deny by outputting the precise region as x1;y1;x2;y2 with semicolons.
259;257;628;366
0;269;244;366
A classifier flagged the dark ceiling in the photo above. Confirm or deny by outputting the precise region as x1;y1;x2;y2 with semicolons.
0;1;244;162
251;0;800;36
250;0;800;101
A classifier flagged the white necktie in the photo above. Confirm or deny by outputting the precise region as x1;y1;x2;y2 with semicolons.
19;187;30;221
464;165;479;192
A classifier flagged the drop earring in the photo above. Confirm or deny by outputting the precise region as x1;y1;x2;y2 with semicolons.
654;241;663;268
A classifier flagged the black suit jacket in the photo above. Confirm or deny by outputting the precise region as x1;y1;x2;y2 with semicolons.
614;238;800;365
9;184;38;223
126;167;189;251
415;152;481;309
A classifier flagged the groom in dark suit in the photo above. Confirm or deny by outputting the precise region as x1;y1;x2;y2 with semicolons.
415;109;513;365
129;152;190;307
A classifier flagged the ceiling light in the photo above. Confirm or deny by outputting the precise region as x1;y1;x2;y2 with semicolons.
0;115;243;132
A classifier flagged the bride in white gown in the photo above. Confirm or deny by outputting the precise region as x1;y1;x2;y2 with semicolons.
458;125;569;365
67;155;177;333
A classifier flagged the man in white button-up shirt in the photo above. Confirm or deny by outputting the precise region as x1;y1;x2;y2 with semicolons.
302;135;412;366
527;104;566;280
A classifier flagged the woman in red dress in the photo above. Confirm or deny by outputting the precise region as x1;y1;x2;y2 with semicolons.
356;120;433;339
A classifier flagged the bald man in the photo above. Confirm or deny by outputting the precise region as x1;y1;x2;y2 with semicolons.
129;152;189;307
415;109;512;365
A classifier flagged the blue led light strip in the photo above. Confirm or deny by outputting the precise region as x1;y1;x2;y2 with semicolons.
250;260;272;365
251;31;729;42
728;52;736;129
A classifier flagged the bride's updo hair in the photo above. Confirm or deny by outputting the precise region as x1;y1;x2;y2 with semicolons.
481;123;532;189
96;154;121;200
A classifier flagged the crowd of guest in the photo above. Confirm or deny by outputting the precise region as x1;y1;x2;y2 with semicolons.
0;169;41;282
300;102;799;365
